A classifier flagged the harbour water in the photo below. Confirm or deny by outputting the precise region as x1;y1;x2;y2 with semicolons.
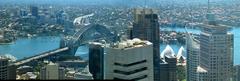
0;27;239;65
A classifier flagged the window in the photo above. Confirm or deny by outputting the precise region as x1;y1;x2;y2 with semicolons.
114;67;147;75
114;60;147;67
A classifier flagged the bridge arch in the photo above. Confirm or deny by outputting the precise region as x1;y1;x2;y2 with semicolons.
60;24;118;55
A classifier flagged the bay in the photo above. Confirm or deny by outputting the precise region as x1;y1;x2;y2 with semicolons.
0;27;239;65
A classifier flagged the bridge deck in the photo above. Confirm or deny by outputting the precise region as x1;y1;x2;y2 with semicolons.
14;47;69;66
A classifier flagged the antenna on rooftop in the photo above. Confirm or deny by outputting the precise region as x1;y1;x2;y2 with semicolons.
206;0;217;25
144;0;147;9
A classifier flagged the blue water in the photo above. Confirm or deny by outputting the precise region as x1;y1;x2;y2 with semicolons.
0;36;60;59
0;36;89;59
0;27;239;65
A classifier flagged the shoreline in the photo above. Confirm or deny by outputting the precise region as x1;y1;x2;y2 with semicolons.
0;42;15;45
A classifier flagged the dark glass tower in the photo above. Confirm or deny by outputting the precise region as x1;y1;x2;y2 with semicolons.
159;55;177;81
131;8;160;81
89;43;104;80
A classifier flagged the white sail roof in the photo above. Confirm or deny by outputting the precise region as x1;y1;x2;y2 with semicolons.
161;45;175;58
177;46;186;60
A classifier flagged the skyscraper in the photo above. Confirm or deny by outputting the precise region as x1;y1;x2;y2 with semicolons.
40;62;65;80
186;33;200;81
159;54;177;81
0;56;16;80
30;6;38;18
88;42;104;80
104;38;154;81
233;65;240;81
131;8;160;81
0;57;9;80
199;16;233;81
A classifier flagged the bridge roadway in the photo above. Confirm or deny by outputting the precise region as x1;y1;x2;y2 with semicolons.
14;47;69;66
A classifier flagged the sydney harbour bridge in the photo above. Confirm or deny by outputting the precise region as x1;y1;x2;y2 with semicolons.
13;14;118;67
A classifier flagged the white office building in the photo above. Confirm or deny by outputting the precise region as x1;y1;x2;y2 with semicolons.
104;38;154;81
40;62;65;80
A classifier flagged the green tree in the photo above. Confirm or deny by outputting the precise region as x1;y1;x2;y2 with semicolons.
177;65;186;81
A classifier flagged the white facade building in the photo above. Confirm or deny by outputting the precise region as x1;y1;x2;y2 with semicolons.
186;33;201;81
199;23;233;81
40;62;65;80
104;38;154;81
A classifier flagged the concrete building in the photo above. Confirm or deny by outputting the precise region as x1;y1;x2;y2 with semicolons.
159;52;177;81
131;8;160;81
74;65;93;80
40;62;65;80
160;45;177;81
89;42;104;80
104;38;154;81
234;65;240;81
197;66;208;81
30;6;38;18
186;33;200;81
199;21;233;81
0;56;9;80
0;56;16;80
57;60;87;69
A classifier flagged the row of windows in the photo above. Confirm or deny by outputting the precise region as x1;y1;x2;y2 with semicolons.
113;75;148;81
114;67;147;75
114;60;147;67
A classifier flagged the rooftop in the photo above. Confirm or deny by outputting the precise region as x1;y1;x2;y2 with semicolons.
200;23;231;30
133;8;157;15
108;38;152;49
197;66;208;73
0;55;7;59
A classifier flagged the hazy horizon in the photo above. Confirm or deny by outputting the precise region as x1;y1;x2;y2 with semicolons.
0;0;238;6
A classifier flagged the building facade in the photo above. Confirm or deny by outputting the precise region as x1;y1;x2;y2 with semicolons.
0;57;9;80
234;65;240;81
186;33;200;81
104;38;154;81
197;66;208;81
131;8;160;81
0;56;16;80
89;42;104;80
30;6;38;18
199;23;233;81
40;62;65;80
159;55;177;81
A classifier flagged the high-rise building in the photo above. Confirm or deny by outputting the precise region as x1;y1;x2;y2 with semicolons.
19;9;28;17
30;6;38;17
196;66;208;81
131;8;160;81
104;38;154;81
233;65;240;81
160;45;177;81
159;54;177;81
56;11;65;25
186;33;200;81
0;56;16;80
88;42;104;80
40;62;65;80
199;17;233;81
0;57;9;80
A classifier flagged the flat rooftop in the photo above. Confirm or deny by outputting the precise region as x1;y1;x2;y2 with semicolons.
108;38;152;49
197;66;208;73
133;8;157;14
